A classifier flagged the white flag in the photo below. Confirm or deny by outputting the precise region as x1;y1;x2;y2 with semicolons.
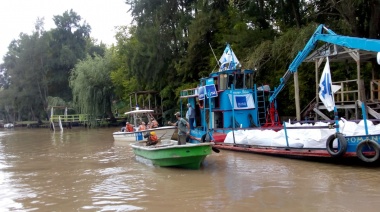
319;57;335;111
219;44;240;71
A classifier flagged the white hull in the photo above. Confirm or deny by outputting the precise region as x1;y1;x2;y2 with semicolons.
113;126;176;142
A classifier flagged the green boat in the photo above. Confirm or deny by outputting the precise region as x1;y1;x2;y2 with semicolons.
130;140;213;169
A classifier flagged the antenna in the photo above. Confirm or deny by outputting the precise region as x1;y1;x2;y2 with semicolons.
209;43;220;68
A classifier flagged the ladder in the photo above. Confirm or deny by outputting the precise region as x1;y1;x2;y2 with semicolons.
256;88;267;126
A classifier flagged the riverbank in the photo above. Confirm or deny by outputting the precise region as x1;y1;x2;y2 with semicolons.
0;118;124;129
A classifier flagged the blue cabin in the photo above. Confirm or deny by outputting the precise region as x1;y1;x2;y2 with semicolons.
180;68;281;142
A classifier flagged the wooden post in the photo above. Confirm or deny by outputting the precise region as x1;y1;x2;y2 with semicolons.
148;94;151;110
315;58;324;120
129;95;132;110
377;80;380;101
315;60;319;107
370;80;374;101
353;51;361;101
294;72;300;121
135;92;137;108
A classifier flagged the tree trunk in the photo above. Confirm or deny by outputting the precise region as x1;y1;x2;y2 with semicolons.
369;0;380;78
289;0;302;28
369;0;380;39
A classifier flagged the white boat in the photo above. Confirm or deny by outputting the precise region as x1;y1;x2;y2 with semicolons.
112;109;176;142
4;123;14;128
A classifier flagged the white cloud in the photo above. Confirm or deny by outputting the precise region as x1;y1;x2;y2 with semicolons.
0;0;132;63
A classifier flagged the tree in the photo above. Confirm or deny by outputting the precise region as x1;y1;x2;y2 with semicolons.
110;26;140;101
70;51;115;124
0;11;104;123
49;9;91;101
123;0;193;109
0;19;51;122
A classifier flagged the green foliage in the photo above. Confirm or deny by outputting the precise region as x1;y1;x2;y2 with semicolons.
116;0;380;117
0;23;52;122
1;1;380;122
110;26;141;110
47;96;69;107
0;10;106;122
49;9;92;101
243;23;338;115
245;40;273;72
69;51;114;124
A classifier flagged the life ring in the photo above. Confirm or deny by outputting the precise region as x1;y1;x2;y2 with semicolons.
326;133;347;157
356;140;380;163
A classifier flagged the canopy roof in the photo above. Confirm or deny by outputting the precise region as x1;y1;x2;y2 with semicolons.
304;43;377;63
124;109;154;115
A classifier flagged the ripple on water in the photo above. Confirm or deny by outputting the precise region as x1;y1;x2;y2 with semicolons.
2;128;380;211
87;168;150;211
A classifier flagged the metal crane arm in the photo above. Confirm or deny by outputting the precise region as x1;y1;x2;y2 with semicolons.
269;24;380;103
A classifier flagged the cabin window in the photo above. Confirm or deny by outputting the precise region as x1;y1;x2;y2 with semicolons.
200;80;205;86
219;74;228;90
214;111;223;128
245;73;253;89
228;74;234;88
235;74;244;89
214;77;218;91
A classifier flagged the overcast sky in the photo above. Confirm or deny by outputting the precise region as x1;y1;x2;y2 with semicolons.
0;0;132;63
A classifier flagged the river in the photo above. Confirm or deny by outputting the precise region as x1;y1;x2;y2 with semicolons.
0;127;379;211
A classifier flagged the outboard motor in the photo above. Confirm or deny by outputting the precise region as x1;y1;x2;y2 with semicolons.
144;132;151;138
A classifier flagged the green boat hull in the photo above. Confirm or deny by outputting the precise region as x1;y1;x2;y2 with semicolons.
131;141;212;169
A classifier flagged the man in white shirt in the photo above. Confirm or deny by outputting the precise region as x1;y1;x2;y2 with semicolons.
186;103;195;129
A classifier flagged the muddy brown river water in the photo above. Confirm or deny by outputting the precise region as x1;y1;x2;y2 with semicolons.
1;127;379;211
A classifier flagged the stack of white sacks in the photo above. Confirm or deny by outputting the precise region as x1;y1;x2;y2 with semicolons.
224;118;380;148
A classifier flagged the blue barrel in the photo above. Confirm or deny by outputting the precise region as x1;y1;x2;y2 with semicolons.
136;132;143;141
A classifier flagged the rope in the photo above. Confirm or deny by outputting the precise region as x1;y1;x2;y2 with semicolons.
248;114;257;127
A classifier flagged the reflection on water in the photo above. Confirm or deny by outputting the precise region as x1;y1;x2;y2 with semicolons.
1;128;380;211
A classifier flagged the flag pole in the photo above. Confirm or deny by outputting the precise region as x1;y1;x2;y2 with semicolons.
334;106;339;133
209;43;220;68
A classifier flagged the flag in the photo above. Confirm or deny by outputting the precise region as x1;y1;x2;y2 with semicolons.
219;44;240;71
319;57;335;111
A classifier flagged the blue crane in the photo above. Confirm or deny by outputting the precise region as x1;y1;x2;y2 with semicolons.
269;24;380;104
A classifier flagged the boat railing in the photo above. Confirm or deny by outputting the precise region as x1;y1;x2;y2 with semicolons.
332;79;359;103
370;79;380;102
180;88;198;98
213;119;380;136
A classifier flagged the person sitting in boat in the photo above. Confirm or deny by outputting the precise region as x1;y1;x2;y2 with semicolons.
139;122;146;131
144;131;159;146
146;121;151;129
126;122;134;132
168;112;190;145
150;117;159;128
